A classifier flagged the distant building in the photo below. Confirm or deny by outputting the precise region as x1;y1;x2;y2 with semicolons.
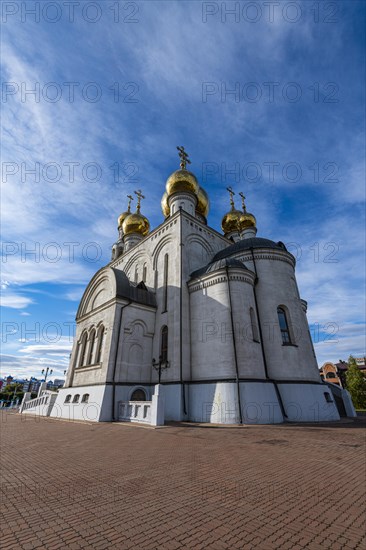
22;378;41;394
320;357;366;387
46;380;64;390
320;362;343;386
52;379;65;388
5;376;13;387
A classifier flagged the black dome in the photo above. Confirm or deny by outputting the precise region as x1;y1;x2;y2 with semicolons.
190;258;248;280
213;238;288;262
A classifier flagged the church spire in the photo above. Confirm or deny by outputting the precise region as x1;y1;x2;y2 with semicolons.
226;186;236;209
176;146;191;170
238;190;257;239
238;191;247;212
134;189;145;214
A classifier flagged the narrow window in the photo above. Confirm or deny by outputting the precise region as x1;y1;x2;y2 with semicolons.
95;326;105;364
250;307;260;342
73;394;80;403
142;263;147;283
64;395;71;403
277;307;291;345
162;254;168;312
161;325;168;363
79;333;88;366
81;394;89;403
87;329;96;365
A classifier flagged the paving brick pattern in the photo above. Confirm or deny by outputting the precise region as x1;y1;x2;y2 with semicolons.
1;413;365;549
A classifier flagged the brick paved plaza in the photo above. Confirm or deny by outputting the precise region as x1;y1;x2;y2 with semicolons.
1;412;365;550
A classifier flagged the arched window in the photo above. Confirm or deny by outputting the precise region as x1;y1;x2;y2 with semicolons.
142;263;147;283
64;395;71;403
250;307;260;342
73;394;80;403
95;326;105;364
130;389;146;401
87;329;96;365
79;332;88;366
162;254;168;313
277;307;291;344
161;325;168;363
81;394;89;403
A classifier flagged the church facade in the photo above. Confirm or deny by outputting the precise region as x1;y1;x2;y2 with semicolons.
50;148;341;424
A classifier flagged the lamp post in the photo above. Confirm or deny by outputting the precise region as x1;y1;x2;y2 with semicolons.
41;367;53;383
152;356;170;384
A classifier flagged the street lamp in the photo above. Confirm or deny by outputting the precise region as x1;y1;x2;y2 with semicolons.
152;356;170;384
41;367;53;383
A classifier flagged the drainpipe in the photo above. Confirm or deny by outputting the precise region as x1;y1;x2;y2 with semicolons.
249;248;287;419
179;207;187;415
111;300;131;421
225;266;243;424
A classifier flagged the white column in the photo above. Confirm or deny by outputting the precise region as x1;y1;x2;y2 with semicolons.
150;384;165;426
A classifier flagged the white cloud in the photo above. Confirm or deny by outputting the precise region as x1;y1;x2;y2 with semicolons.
0;292;34;309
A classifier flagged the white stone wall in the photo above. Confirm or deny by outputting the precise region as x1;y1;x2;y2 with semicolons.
67;301;118;388
278;383;340;422
189;382;240;423
110;303;156;384
50;385;113;422
235;250;321;382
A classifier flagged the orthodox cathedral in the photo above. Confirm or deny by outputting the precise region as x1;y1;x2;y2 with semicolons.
47;147;345;424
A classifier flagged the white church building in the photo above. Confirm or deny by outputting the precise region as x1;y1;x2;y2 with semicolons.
21;148;355;424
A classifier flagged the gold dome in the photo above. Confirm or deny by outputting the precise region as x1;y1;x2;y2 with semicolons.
161;191;170;218
239;211;256;229
196;187;210;218
166;169;199;197
221;207;243;234
122;212;150;237
118;210;130;229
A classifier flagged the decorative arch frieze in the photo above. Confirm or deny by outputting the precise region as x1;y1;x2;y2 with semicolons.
77;267;116;320
152;236;174;270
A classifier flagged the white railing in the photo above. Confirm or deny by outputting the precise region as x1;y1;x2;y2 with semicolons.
20;390;58;416
22;395;49;410
118;400;152;423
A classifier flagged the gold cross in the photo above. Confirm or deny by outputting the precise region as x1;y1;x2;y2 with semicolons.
238;192;246;212
126;194;134;212
177;146;191;170
226;186;235;209
134;189;145;212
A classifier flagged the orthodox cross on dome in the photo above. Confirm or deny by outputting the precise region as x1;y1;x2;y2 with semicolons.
134;189;145;212
177;146;191;170
126;194;134;212
238;191;247;212
226;186;236;209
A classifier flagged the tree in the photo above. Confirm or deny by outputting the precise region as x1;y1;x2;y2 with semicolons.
345;356;366;409
0;383;24;404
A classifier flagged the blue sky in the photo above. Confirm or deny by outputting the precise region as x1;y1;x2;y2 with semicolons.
1;0;365;379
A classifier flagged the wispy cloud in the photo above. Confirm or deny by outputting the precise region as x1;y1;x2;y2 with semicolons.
0;292;34;309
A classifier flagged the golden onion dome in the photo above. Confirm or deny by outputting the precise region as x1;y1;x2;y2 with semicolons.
117;210;130;229
161;191;170;218
122;211;150;237
166;169;199;197
239;211;256;229
221;207;243;234
196;186;210;218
